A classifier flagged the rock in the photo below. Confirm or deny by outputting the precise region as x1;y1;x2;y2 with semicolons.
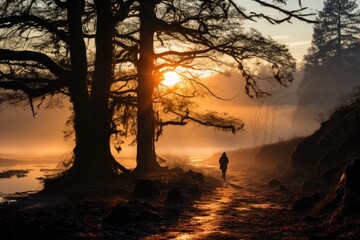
341;157;360;215
166;187;184;204
104;200;160;224
291;192;324;212
268;179;281;188
0;169;30;178
131;179;160;198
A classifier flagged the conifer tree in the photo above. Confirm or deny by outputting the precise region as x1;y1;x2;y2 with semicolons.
295;0;360;125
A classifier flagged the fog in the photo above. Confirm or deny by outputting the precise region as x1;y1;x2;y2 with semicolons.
0;70;314;161
0;1;330;163
2;61;359;164
156;70;313;158
0;103;73;157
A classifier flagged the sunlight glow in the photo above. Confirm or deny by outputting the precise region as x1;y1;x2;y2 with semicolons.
162;72;181;87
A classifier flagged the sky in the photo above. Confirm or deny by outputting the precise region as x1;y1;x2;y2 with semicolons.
0;1;357;161
243;0;323;62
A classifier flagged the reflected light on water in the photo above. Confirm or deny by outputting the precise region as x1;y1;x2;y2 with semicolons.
250;203;283;209
145;172;281;239
174;234;193;240
0;164;58;200
174;186;233;239
144;184;233;240
189;156;217;169
235;207;250;211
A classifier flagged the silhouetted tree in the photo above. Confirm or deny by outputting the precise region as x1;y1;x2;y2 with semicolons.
0;0;130;184
110;0;316;174
294;0;360;125
0;0;316;179
311;0;360;69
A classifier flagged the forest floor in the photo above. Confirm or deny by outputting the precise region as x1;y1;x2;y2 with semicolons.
0;168;355;239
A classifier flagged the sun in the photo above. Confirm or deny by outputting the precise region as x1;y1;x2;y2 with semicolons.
162;71;181;87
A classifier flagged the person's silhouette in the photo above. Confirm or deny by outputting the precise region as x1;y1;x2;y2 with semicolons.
219;152;229;180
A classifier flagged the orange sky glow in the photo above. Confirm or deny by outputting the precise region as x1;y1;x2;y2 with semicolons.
1;1;346;161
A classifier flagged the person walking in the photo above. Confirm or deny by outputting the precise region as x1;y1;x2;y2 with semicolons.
219;152;229;180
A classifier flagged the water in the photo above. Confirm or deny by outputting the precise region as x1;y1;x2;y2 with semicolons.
0;163;59;202
0;155;213;203
189;155;217;169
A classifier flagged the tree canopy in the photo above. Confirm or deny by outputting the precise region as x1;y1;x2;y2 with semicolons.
109;0;316;173
0;0;316;182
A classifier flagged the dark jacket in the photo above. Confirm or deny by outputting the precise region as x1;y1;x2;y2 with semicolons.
219;154;229;170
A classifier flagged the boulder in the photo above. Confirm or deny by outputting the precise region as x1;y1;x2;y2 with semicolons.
166;187;184;204
131;179;160;198
268;178;281;188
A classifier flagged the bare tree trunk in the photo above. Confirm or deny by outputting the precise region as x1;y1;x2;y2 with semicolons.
66;0;92;177
87;0;116;179
134;0;161;175
90;0;130;179
47;0;128;187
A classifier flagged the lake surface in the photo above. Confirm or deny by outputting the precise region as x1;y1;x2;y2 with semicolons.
0;155;214;203
0;163;59;202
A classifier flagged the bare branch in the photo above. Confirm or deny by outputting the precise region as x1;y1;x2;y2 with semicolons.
0;79;65;98
0;15;69;43
0;49;69;79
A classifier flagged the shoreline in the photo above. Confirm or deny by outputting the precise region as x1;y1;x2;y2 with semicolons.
0;168;222;239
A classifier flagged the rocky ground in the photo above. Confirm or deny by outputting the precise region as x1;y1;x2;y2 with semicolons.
0;168;219;239
0;167;359;240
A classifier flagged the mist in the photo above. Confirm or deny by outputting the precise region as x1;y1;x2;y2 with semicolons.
0;103;73;157
155;70;316;158
2;65;357;165
0;69;328;161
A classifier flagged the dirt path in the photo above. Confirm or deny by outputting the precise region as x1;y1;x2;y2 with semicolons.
145;170;300;240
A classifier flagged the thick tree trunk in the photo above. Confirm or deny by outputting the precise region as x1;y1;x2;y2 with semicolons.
88;0;115;179
46;0;129;187
134;0;161;175
66;0;92;176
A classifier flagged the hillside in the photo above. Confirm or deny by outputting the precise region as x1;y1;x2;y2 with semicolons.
254;137;304;168
291;98;360;179
204;137;304;173
287;95;360;238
